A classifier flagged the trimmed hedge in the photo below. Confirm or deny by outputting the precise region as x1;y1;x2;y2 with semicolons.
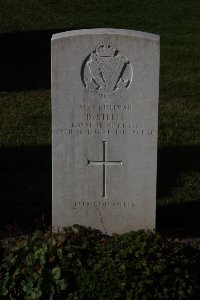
0;226;199;299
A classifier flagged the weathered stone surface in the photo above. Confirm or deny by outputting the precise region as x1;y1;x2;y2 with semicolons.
52;28;160;234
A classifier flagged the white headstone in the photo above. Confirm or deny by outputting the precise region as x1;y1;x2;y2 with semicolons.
52;28;160;234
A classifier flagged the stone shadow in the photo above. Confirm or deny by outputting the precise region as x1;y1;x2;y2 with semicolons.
157;145;200;235
0;145;51;235
157;201;200;236
0;29;74;91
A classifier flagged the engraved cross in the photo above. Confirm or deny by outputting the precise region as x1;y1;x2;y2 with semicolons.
88;141;122;198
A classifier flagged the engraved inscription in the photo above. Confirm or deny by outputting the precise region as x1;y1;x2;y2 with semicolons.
57;127;156;137
86;113;124;121
80;104;133;111
88;141;122;198
56;103;157;137
73;201;136;208
82;38;133;99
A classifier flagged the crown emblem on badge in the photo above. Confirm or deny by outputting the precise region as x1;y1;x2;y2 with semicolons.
96;39;116;57
82;38;133;99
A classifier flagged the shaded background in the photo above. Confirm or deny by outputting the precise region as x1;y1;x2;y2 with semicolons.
0;0;199;236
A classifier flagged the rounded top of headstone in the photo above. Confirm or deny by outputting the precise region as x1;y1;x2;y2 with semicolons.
51;28;160;42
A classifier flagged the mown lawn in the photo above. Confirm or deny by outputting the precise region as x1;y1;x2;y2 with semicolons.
0;0;199;233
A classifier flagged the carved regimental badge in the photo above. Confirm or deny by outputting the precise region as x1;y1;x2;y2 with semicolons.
82;39;133;99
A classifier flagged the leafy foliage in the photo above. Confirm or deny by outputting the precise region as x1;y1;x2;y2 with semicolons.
0;226;199;299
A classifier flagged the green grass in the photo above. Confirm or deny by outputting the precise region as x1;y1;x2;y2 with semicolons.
0;90;51;146
0;0;199;35
0;0;199;232
159;98;200;147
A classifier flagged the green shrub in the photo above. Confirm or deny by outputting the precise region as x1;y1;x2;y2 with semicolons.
0;226;199;299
